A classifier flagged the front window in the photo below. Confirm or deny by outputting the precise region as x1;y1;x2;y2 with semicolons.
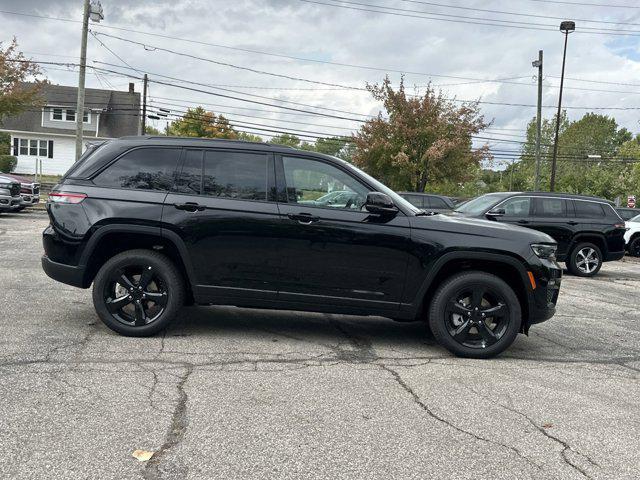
500;197;531;216
282;156;368;210
52;108;63;120
16;138;49;157
50;107;90;123
455;193;509;215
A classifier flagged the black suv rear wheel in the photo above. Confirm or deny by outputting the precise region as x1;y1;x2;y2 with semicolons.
428;271;521;359
567;242;602;277
629;237;640;257
92;249;185;336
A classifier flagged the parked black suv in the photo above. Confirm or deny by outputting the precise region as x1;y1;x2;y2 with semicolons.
42;137;562;358
454;192;626;277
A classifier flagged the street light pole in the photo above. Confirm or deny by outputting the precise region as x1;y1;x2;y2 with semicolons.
74;1;103;161
550;21;575;192
532;50;543;191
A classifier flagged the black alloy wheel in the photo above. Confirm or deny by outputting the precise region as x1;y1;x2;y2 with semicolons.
104;265;168;327
429;271;521;358
629;237;640;257
92;249;184;336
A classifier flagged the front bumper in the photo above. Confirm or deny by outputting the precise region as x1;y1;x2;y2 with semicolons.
20;194;40;206
527;258;562;327
41;255;86;288
0;195;23;212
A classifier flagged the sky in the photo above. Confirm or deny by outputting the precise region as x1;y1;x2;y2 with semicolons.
2;0;640;168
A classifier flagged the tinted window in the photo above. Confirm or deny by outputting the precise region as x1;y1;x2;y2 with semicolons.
403;195;423;208
500;197;531;217
575;201;605;218
535;198;566;217
430;197;449;209
175;150;203;195
202;150;267;200
93;147;179;190
282;156;368;210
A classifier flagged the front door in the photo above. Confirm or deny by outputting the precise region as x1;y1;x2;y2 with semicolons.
275;155;411;311
162;148;281;302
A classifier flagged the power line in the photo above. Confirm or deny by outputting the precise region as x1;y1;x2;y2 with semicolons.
523;0;640;9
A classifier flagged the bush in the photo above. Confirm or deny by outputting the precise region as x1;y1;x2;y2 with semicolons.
0;132;10;155
0;155;18;173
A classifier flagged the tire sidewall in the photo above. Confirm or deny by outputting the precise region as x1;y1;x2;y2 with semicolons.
92;250;183;336
428;272;522;359
630;237;640;257
568;242;602;277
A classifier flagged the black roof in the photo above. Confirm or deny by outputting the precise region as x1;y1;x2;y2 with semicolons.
118;135;297;151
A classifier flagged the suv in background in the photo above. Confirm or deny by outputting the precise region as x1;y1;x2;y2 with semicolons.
0;175;22;213
397;192;455;213
1;173;40;210
455;192;626;277
42;136;562;358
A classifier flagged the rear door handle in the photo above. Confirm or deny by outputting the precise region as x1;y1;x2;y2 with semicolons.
517;219;529;225
567;221;579;225
288;212;320;224
174;202;205;212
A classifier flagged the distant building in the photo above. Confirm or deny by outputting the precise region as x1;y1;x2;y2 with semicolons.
0;83;141;175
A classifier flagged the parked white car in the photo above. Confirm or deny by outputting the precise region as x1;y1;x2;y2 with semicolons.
625;214;640;257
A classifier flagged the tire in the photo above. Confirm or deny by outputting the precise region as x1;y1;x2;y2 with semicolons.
428;271;522;359
92;249;185;336
567;242;602;277
629;237;640;258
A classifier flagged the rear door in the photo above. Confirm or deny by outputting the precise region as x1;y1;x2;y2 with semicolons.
530;197;573;257
162;148;281;301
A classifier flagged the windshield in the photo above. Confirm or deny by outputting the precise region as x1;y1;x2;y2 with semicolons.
630;214;640;223
338;159;422;214
455;193;510;215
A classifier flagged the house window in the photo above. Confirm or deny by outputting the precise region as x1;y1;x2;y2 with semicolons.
49;107;90;123
14;138;51;157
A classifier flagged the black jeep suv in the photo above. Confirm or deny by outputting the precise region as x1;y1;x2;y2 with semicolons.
455;192;626;277
42;137;562;358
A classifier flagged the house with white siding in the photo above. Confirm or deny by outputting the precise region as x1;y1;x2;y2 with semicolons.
0;83;141;175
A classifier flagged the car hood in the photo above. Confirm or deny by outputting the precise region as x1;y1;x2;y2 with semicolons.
411;213;556;244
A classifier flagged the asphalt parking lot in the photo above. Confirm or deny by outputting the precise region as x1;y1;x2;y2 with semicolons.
1;212;639;480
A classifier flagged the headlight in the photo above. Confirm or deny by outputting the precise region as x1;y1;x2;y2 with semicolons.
531;243;557;259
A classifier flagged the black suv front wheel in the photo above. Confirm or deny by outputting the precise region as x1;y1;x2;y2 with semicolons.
428;272;522;358
92;249;185;336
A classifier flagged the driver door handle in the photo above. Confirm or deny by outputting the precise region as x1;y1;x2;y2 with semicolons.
288;212;320;224
174;202;205;212
567;221;579;225
517;219;529;225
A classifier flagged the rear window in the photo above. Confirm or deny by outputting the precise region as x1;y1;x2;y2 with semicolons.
202;150;268;200
534;198;566;217
92;147;180;191
574;201;605;218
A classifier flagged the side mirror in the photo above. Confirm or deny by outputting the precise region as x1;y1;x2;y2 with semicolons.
365;192;398;215
486;208;505;218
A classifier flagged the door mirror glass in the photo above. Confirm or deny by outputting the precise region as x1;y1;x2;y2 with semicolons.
486;208;506;217
365;192;398;215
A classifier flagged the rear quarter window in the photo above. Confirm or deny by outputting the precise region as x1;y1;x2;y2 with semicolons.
92;147;180;191
574;201;605;218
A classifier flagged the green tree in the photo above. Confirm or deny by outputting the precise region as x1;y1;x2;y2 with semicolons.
237;132;263;143
518;112;635;199
0;38;46;121
144;126;162;135
351;77;491;192
166;107;240;139
270;133;304;148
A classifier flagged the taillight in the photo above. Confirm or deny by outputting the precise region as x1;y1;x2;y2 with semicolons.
48;192;87;204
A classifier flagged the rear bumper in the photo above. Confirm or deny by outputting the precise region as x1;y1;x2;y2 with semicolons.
41;255;86;288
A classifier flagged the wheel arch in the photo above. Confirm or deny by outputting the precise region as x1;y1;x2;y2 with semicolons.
79;225;195;303
568;233;607;257
415;251;532;331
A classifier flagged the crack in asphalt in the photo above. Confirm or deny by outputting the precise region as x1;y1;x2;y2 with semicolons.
381;364;544;473
144;364;194;480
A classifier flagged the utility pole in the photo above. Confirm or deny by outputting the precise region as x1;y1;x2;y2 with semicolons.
509;159;516;191
532;50;543;191
550;21;575;191
142;74;148;135
74;1;103;161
